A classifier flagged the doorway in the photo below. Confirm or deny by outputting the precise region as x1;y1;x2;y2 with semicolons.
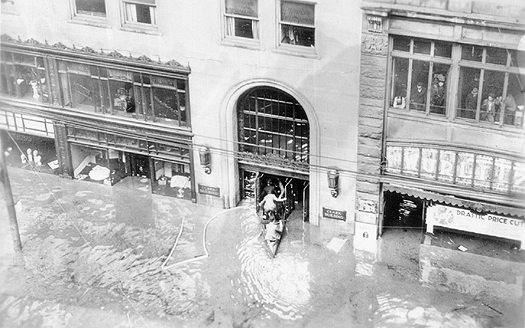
128;153;150;178
241;169;309;222
383;191;424;232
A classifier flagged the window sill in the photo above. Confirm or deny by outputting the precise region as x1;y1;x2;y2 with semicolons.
273;44;318;59
68;17;110;29
118;25;161;36
220;37;262;51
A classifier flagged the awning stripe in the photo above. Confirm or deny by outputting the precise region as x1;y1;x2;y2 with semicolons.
383;184;525;218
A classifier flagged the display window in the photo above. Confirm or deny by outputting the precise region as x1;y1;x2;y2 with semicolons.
151;159;192;200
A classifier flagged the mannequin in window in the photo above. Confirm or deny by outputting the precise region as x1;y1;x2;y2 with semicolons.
410;82;426;111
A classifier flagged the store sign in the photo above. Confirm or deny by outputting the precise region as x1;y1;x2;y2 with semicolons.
386;146;525;194
426;204;525;248
198;184;220;197
323;207;346;221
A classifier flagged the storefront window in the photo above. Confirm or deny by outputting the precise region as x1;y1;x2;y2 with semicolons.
152;159;192;199
58;60;189;127
0;51;49;104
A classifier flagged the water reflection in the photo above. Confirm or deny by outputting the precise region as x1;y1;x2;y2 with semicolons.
229;209;311;320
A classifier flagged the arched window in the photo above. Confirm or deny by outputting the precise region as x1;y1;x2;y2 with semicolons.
238;87;309;166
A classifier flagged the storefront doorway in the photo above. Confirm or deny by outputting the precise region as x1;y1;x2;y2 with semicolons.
383;191;424;232
128;153;149;178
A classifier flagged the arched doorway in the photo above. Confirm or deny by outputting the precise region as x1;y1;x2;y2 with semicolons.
237;87;310;221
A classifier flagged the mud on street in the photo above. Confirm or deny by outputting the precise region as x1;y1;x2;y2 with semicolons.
0;168;524;328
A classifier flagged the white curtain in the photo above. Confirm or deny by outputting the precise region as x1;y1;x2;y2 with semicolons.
226;16;235;36
149;7;156;25
125;3;137;22
252;21;259;40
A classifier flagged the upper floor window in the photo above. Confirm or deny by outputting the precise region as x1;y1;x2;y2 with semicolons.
0;51;49;104
279;1;315;48
457;45;524;127
57;60;188;127
390;35;525;128
391;37;451;116
74;0;106;17
121;0;157;32
224;0;259;40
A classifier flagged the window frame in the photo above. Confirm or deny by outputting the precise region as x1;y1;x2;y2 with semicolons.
221;0;261;49
388;35;525;130
276;0;317;57
119;0;159;35
68;0;109;28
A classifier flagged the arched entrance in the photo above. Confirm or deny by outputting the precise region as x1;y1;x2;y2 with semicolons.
237;87;311;221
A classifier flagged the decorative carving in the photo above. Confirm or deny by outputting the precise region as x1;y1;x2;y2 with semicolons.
53;42;68;50
1;34;189;70
1;34;15;42
137;55;152;62
367;15;383;33
80;46;95;53
362;35;387;56
108;51;124;58
25;38;41;46
166;59;183;67
238;151;309;171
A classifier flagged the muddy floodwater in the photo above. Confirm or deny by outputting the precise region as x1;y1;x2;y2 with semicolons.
0;169;524;328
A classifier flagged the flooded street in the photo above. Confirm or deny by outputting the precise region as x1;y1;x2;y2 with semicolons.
0;168;524;328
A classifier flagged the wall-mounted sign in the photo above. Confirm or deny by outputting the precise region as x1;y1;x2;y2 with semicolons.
323;207;346;221
386;145;525;194
198;184;220;197
426;204;525;249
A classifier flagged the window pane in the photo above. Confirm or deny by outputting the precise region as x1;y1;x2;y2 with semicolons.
392;36;410;52
281;1;314;25
433;41;452;58
413;38;431;55
233;17;254;38
457;67;480;119
135;4;152;24
486;47;508;65
409;60;429;111
152;88;179;121
480;70;505;123
75;0;106;16
392;57;408;108
461;44;483;62
474;155;493;190
281;24;314;47
510;49;525;69
225;0;257;17
429;64;449;115
456;153;474;186
69;74;98;109
505;73;525;127
110;81;135;114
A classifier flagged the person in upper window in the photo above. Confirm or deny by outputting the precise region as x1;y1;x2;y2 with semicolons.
496;94;517;125
430;75;446;107
410;82;426;111
464;87;478;118
481;92;497;123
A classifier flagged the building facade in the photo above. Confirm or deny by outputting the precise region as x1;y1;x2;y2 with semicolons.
356;0;525;251
0;0;363;235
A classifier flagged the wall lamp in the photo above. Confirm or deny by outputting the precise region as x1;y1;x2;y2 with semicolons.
327;169;339;198
199;146;211;174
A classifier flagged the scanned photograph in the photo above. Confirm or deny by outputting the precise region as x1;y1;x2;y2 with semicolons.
0;0;524;327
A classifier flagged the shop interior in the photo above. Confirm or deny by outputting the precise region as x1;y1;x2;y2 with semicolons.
382;191;425;232
151;159;192;200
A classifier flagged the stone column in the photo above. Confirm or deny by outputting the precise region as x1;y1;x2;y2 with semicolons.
354;14;389;253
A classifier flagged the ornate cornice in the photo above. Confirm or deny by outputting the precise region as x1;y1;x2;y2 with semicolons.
0;34;190;74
